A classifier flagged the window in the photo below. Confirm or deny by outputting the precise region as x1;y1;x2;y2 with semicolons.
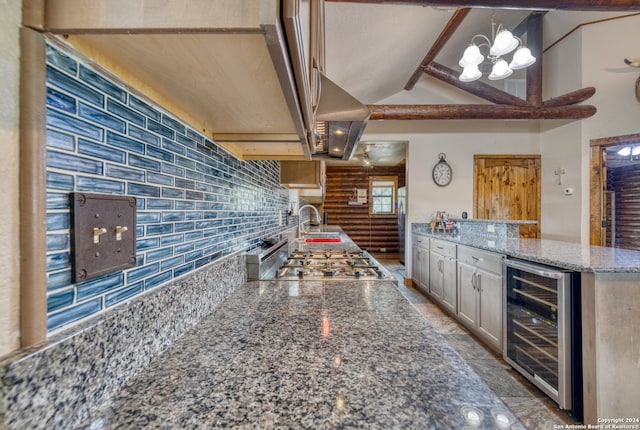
369;176;398;216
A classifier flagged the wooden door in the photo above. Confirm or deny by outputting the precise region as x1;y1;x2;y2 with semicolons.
474;155;541;238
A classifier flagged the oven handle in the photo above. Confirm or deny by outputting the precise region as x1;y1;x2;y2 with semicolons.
503;259;565;280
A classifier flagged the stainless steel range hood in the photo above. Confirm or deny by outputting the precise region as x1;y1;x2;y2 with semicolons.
314;72;370;161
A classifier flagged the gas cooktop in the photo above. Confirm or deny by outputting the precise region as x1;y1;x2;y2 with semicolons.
276;250;393;280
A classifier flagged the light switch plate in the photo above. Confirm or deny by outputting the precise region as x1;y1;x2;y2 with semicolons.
71;193;137;282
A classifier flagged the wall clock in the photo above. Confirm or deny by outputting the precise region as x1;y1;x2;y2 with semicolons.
432;153;452;187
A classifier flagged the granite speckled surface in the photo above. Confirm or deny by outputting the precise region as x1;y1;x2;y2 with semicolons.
78;280;523;429
0;253;246;430
412;224;640;273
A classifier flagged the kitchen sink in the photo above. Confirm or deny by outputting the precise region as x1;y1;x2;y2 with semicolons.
306;231;341;237
304;237;343;243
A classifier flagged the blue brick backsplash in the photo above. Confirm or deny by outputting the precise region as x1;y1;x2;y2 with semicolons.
44;40;295;333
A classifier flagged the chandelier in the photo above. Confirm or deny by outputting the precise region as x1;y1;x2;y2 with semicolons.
458;18;536;82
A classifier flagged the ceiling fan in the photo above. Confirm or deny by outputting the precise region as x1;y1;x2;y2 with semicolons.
624;58;640;102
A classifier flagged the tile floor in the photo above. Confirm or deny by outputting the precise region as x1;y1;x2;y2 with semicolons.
380;260;581;430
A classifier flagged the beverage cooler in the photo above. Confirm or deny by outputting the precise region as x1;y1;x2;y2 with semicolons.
503;259;583;421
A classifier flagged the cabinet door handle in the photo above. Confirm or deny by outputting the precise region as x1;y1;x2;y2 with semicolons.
471;272;476;290
477;273;482;292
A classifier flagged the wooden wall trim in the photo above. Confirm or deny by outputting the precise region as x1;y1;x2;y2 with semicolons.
20;28;48;346
590;132;640;147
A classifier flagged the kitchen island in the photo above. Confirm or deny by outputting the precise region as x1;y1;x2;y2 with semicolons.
412;222;640;425
80;277;522;429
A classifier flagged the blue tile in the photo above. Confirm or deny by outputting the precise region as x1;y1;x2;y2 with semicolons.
129;154;161;172
146;248;173;262
76;272;124;301
145;270;172;290
47;233;69;251
147;146;174;163
174;135;195;150
47;298;102;331
106;131;145;154
161;234;183;246
47;252;70;271
186;128;204;144
127;263;159;283
175;221;195;233
47;270;72;291
161;187;185;199
47;192;70;210
160;139;184;156
147;224;173;236
148;120;174;139
147;199;173;210
129;95;161;121
47;289;74;312
174;242;194;254
47;66;104;107
173;262;194;277
47;212;70;231
184;231;203;241
106;164;145;181
136;237;160;251
47;150;103;175
162;164;185;177
47;171;74;191
185;169;204;182
79;65;127;103
129;125;159;147
105;282;144;307
107;99;145;126
185;212;204;221
47;108;104;141
79;103;126;133
128;183;160;197
195;253;219;269
160;256;184;270
161;115;186;135
46;44;77;75
147;172;173;186
47;129;76;151
175;155;196;170
46;88;76;114
175;200;195;210
184;249;203;262
137;212;161;224
186;190;204;200
78;138;126;163
77;176;125;194
162;211;185;222
175;178;196;190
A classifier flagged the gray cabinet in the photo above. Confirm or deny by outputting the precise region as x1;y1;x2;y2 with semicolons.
412;235;429;293
429;239;457;313
457;245;505;351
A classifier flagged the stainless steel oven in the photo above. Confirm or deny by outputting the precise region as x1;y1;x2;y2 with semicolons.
503;259;582;420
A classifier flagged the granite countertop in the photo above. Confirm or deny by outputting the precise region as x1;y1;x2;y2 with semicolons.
80;279;522;429
414;229;640;273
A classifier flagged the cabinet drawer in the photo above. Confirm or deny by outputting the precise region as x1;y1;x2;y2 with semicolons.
413;235;429;250
457;245;504;275
430;239;456;258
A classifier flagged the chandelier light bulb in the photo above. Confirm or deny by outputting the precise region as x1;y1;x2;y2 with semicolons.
490;29;518;56
459;44;484;67
488;59;513;80
459;64;482;82
509;47;536;70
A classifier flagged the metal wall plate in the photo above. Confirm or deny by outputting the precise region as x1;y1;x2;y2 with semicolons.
71;193;137;283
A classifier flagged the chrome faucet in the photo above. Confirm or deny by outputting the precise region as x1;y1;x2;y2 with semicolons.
298;204;321;236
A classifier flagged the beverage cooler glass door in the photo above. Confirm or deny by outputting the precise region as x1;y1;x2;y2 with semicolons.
503;259;573;410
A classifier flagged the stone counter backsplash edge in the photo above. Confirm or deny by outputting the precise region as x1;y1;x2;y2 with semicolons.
0;252;246;430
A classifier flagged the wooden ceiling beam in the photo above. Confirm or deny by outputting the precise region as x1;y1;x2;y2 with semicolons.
404;8;471;90
325;0;640;11
526;13;544;106
543;87;596;107
425;62;530;106
367;104;597;120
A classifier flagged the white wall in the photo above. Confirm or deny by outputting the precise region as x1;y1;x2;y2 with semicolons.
540;14;640;243
0;0;23;356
